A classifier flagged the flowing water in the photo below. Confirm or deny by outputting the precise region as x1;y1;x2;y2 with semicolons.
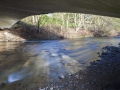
0;37;120;90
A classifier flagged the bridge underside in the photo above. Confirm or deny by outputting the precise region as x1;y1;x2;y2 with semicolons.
1;0;120;29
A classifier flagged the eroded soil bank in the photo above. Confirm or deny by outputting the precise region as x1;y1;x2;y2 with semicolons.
0;21;120;41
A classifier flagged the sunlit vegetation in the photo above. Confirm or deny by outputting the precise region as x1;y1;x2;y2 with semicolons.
14;13;120;38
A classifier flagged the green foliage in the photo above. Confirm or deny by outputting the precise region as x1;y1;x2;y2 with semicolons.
39;14;62;27
39;15;48;26
21;13;120;33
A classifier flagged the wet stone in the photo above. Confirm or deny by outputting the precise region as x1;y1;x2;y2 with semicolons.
59;75;65;79
51;53;58;57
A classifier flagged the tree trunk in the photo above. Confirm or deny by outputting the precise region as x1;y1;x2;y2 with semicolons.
66;14;69;28
32;16;35;25
61;13;65;27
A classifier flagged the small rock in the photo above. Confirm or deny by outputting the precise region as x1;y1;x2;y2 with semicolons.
79;75;83;79
97;52;100;54
82;84;84;89
75;74;79;78
50;87;53;90
68;73;72;76
0;82;7;87
51;53;58;56
59;75;65;79
38;87;45;90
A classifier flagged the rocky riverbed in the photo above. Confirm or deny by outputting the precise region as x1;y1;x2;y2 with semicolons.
39;43;120;90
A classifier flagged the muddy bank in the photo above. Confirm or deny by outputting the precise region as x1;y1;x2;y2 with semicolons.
0;21;120;41
0;29;25;41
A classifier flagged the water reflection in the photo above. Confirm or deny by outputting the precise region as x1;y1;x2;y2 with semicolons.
0;37;119;89
8;68;33;83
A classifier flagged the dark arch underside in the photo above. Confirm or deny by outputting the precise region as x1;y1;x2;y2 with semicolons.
1;0;120;29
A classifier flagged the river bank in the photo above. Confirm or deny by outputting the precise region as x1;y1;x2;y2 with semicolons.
0;22;120;41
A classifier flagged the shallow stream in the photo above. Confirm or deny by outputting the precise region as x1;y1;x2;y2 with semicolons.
0;37;120;90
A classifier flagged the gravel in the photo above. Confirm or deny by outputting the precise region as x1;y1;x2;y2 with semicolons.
41;43;120;90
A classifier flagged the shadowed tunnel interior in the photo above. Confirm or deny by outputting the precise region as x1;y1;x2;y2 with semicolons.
1;0;120;28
